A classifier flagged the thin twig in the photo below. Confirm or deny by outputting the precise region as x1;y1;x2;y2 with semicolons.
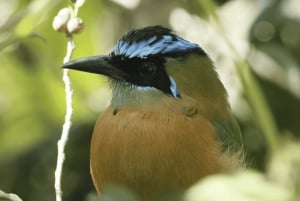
54;34;74;201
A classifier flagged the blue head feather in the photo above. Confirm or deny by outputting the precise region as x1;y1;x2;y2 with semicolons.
112;26;204;58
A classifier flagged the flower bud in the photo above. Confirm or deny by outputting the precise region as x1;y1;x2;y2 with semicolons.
52;7;72;32
67;17;84;34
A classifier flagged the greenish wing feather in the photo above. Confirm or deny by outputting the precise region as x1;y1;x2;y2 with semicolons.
213;114;243;154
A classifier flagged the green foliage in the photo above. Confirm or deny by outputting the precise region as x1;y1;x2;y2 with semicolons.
0;0;299;200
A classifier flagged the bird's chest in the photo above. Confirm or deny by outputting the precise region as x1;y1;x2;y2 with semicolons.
90;106;225;198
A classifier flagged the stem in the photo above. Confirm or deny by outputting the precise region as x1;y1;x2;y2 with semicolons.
195;0;280;153
54;34;74;201
212;10;280;154
235;60;280;153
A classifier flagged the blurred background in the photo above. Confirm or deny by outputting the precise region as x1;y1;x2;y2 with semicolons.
0;0;299;200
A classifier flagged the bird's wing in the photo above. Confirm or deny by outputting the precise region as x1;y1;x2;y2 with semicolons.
213;114;243;155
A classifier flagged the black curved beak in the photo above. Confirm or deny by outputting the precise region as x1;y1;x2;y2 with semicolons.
62;55;123;80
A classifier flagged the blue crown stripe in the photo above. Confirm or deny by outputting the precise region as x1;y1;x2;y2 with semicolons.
113;30;201;58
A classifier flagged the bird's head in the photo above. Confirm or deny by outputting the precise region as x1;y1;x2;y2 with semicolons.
63;25;227;116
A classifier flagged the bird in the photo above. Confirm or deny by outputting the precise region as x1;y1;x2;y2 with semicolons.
63;25;243;201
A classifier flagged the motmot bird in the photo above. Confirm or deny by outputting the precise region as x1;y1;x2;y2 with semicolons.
63;25;243;200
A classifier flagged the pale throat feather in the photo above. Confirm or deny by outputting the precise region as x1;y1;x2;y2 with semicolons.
110;81;167;109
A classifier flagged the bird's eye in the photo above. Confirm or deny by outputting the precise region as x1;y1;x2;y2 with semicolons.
139;62;157;77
